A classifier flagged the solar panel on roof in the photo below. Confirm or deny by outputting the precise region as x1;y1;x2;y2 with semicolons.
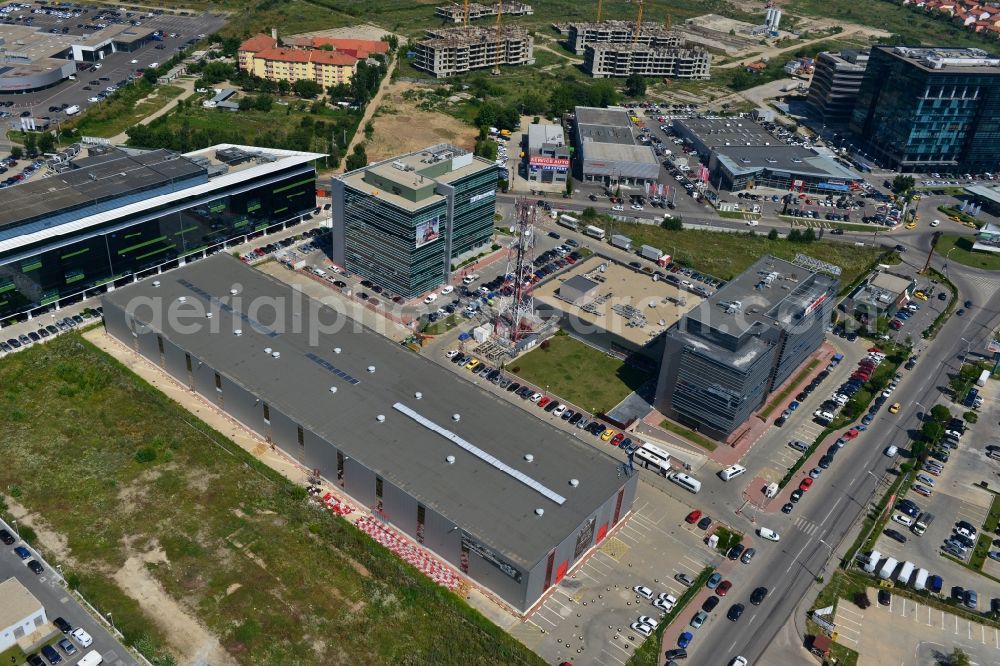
304;352;360;385
393;402;567;505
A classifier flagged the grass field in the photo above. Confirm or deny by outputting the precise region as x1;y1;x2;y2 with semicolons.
605;223;885;283
934;234;1000;271
511;335;650;414
0;335;543;666
68;84;186;138
658;419;718;451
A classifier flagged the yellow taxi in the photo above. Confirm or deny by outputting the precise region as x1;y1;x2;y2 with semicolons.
905;221;917;230
889;403;901;414
914;291;928;301
600;428;616;442
465;358;481;371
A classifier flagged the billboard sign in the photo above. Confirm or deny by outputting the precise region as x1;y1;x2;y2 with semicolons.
530;156;569;168
415;215;441;248
573;517;597;559
461;532;522;582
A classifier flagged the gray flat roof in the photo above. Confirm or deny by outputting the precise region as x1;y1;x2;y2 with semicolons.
577;106;637;145
104;255;626;568
685;255;836;336
675;118;776;147
881;45;1000;74
966;183;1000;204
714;145;857;180
0;148;206;231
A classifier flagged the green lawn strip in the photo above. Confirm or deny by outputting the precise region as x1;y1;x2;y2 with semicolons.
969;532;995;571
0;335;543;666
0;645;26;666
422;314;462;335
934;234;1000;271
626;567;714;666
948;360;994;406
511;334;650;414
840;472;912;568
605;224;883;284
716;209;759;220
658;419;718;452
67;83;186;139
809;570;870;614
760;359;820;419
936;206;982;228
921;268;959;339
712;526;743;554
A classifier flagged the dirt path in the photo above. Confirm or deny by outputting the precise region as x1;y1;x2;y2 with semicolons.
108;76;196;143
335;55;398;174
113;553;238;666
717;26;889;69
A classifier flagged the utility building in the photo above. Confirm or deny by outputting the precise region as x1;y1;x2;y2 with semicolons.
412;26;534;77
331;145;497;298
102;255;637;613
655;255;838;440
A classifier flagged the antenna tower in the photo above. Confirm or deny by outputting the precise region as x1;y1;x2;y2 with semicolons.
494;197;539;343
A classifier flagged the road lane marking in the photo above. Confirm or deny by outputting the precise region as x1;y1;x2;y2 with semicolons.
819;497;843;527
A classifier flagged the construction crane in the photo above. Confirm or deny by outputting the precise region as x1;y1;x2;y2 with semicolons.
596;0;602;22
492;0;503;76
632;0;644;44
664;13;672;31
463;0;469;26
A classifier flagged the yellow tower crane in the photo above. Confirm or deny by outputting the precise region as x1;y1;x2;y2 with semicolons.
665;13;672;31
492;0;503;76
596;0;603;22
633;0;644;44
463;0;469;26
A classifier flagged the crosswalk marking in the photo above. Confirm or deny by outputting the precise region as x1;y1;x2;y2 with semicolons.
793;516;820;535
964;274;1000;292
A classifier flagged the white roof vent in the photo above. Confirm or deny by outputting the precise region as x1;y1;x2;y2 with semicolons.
415;391;423;400
534;508;545;517
152;280;160;287
524;453;534;462
376;414;385;423
206;312;213;319
367;365;376;373
230;288;239;295
178;296;186;302
446;455;456;464
271;351;280;359
569;478;580;487
264;347;272;354
329;386;338;393
334;347;341;354
452;413;461;421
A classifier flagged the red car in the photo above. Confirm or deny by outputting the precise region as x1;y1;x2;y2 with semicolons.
537;396;551;408
843;429;860;440
611;433;625;447
685;510;702;524
716;580;732;596
799;477;814;492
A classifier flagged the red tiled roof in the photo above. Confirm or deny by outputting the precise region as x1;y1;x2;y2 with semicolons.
290;36;389;58
239;34;278;53
255;47;357;66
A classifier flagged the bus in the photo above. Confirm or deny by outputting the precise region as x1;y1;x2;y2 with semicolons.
633;443;671;476
558;214;579;231
583;225;605;240
668;471;701;494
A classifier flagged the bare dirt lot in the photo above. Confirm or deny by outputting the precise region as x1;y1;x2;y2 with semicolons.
366;81;478;163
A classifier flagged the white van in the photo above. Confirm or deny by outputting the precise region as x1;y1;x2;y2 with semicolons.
862;549;881;574
64;105;80;115
669;472;701;494
719;464;747;482
878;556;898;580
896;560;915;585
77;650;102;666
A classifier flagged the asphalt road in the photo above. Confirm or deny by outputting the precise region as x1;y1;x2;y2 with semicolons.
0;519;138;666
681;228;1000;665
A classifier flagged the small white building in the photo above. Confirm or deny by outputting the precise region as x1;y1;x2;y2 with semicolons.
0;578;47;652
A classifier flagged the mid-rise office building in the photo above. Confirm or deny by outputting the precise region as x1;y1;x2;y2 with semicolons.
655;255;838;440
850;46;1000;173
103;255;637;613
806;49;870;125
0;144;321;324
331;145;497;298
583;43;710;80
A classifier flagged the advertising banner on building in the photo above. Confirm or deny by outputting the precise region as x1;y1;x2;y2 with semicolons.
530;156;569;168
698;165;710;183
415;215;441;248
573;517;597;559
461;532;523;582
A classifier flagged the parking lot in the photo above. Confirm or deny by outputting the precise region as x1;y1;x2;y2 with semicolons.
0;519;137;666
509;482;717;666
834;588;1000;666
0;1;225;122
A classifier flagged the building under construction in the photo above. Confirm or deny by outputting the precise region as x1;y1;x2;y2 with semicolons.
413;26;534;77
435;2;533;23
584;42;710;79
567;20;682;55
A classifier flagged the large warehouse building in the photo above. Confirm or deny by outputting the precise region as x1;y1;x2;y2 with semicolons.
0;144;321;324
331;144;497;298
574;106;660;187
102;255;638;613
655;255;838;440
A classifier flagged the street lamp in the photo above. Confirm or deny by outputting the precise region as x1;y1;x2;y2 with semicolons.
961;337;973;358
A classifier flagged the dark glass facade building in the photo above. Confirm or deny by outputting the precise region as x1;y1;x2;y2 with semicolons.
655;256;838;440
331;144;497;298
0;145;320;323
850;46;1000;173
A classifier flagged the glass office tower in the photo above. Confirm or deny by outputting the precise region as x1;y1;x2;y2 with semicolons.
850;46;1000;173
331;145;497;298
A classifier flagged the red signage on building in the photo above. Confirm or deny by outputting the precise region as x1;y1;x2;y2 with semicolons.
530;156;570;168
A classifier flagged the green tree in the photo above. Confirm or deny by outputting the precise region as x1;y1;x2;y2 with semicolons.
767;228;779;240
787;227;803;242
624;73;647;97
921;421;944;444
565;177;573;196
474;137;498;161
930;404;951;423
255;94;274;112
327;83;352;99
292;79;323;99
345;143;367;171
9;146;22;160
891;174;915;195
948;648;971;666
36;132;55;154
239;96;255;111
802;227;816;242
364;121;375;140
662;216;683;231
23;132;37;155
